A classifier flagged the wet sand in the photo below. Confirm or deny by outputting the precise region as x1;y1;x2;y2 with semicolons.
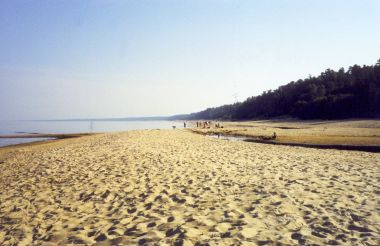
191;119;380;147
0;130;379;245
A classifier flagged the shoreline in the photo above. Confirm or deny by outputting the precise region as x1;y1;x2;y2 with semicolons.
0;133;96;149
1;123;379;153
192;130;380;153
189;119;380;152
245;138;380;153
0;133;95;139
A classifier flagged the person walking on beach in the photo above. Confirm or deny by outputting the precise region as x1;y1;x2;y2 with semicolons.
184;122;186;128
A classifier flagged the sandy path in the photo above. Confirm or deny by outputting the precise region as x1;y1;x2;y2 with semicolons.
0;130;379;245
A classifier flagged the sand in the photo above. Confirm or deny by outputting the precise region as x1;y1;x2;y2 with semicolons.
0;129;379;245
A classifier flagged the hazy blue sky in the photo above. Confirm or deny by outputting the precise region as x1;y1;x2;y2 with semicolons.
1;0;379;120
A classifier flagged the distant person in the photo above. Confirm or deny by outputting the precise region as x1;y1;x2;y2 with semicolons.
184;122;186;128
196;121;199;128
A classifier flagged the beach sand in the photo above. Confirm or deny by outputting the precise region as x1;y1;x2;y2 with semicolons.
0;129;379;245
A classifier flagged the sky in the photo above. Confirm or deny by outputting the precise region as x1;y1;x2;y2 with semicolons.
1;0;380;120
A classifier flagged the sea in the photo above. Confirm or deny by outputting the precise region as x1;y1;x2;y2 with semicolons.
0;120;182;147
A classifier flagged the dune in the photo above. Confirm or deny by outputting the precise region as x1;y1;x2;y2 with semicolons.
0;129;379;245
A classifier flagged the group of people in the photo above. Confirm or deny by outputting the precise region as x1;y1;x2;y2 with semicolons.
177;121;223;129
195;121;222;129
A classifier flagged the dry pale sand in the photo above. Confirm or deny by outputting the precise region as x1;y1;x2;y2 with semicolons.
0;130;379;245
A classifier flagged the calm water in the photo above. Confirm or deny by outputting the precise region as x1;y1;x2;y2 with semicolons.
0;120;182;147
0;137;55;147
209;134;249;141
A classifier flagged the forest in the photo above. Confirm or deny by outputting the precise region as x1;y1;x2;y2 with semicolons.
178;59;380;120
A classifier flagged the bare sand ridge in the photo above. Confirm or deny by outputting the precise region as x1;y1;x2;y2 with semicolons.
0;130;379;245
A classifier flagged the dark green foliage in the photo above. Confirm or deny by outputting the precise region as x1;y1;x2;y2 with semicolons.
183;59;380;120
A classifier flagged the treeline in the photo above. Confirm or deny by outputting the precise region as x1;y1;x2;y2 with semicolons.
180;59;380;120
